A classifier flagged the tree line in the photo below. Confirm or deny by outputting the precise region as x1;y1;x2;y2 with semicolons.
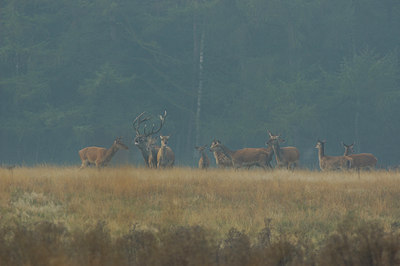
1;0;400;167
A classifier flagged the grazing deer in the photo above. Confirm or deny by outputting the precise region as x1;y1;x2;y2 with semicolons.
315;140;352;171
210;139;233;168
157;136;175;168
133;111;167;168
195;145;210;169
209;140;272;169
342;142;377;171
79;137;128;168
267;131;300;169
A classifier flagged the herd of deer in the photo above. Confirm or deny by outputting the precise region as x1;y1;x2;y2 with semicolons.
78;111;377;171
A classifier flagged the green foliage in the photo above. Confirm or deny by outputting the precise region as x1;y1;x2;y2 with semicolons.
0;0;400;166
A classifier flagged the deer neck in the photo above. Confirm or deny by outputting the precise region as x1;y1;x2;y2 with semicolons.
201;151;207;160
317;144;325;160
104;145;119;163
137;145;151;165
160;143;168;155
218;144;234;159
266;145;273;153
343;147;350;156
272;142;283;163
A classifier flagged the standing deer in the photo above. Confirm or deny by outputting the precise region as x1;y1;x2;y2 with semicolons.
79;137;128;168
267;131;300;169
210;139;233;168
133;111;167;168
342;142;377;171
209;140;272;169
157;135;175;168
195;145;210;169
315;140;352;171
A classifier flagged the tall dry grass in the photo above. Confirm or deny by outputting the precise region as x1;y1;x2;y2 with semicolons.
1;166;400;241
1;166;400;265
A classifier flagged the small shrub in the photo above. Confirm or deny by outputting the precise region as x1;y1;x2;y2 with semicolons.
159;225;217;266
317;219;400;266
115;224;160;266
218;228;250;266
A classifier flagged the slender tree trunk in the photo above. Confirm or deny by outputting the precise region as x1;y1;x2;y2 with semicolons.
195;28;205;148
187;10;199;160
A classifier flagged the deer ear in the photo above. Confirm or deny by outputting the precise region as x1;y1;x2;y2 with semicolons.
160;136;162;139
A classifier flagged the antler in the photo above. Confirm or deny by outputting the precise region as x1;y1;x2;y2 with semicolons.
133;110;167;137
133;112;151;136
267;130;280;140
143;110;167;137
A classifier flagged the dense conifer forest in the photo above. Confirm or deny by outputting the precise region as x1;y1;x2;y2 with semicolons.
1;0;400;167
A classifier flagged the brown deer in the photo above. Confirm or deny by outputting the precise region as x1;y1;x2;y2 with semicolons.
195;145;210;169
157;136;175;168
210;139;233;168
315;140;352;171
209;140;272;169
267;131;300;169
342;142;377;171
133;111;167;168
79;137;128;168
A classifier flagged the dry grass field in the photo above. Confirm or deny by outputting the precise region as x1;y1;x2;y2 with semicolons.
1;166;400;265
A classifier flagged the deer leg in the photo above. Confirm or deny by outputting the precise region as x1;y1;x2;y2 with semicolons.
80;160;89;169
95;160;103;168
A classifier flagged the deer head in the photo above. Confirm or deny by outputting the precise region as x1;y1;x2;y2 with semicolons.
160;135;170;147
210;139;222;152
195;145;207;152
133;110;167;149
266;131;285;147
342;142;355;156
114;137;129;150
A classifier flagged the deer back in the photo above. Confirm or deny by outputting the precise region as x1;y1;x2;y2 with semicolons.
319;155;353;171
348;153;377;169
279;147;300;163
234;148;271;169
79;147;107;164
213;146;268;169
232;148;268;162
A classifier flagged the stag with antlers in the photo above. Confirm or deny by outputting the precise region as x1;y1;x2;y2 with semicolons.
133;111;167;168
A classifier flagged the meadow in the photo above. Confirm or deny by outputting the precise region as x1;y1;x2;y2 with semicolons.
0;166;400;265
